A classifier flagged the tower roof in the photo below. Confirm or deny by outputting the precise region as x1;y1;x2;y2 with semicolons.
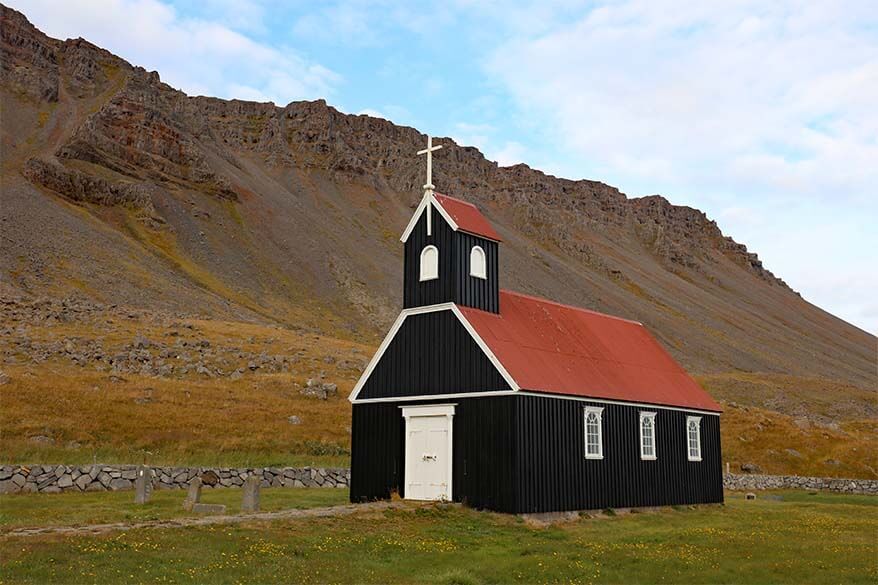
400;192;502;242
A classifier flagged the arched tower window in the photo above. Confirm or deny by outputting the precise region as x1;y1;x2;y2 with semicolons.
419;245;439;281
469;245;487;279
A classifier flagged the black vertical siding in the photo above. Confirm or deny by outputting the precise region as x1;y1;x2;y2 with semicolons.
403;207;499;313
515;395;723;513
454;231;499;313
358;311;511;399
404;209;456;309
351;395;723;513
454;396;517;512
350;397;517;512
350;402;403;501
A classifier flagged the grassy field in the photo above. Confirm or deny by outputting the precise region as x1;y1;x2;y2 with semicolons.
1;491;876;583
0;487;349;530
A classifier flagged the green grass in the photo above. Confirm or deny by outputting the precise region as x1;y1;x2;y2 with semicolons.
2;491;876;583
0;487;350;530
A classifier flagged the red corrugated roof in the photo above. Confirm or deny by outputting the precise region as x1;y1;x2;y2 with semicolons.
458;290;722;412
433;193;502;242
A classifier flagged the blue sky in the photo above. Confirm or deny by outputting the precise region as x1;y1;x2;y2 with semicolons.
12;0;878;333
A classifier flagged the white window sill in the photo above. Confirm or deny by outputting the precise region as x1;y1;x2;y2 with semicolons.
585;454;603;460
688;457;702;462
419;275;438;282
640;455;657;461
469;272;487;280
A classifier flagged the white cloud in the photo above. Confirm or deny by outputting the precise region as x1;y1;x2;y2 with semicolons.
290;0;458;46
10;0;340;105
486;0;878;331
486;0;878;202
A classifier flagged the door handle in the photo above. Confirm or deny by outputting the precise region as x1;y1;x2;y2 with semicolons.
422;454;436;461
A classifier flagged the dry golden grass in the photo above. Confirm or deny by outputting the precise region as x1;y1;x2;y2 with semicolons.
1;364;352;467
696;372;876;422
1;310;369;467
718;402;877;479
3;306;875;477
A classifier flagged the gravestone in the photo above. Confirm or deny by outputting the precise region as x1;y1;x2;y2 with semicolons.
183;477;226;514
242;475;260;512
183;477;202;511
134;465;153;504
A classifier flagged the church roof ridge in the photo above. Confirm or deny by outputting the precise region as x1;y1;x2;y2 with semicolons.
496;289;644;326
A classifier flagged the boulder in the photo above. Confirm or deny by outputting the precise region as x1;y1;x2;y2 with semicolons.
300;379;338;400
109;478;132;490
200;470;219;486
74;474;92;490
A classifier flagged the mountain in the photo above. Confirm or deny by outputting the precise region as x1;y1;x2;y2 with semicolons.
1;4;873;391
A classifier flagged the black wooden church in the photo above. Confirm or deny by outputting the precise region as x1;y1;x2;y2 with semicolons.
348;138;724;513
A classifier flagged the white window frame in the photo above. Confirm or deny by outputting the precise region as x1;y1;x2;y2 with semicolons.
639;411;657;460
419;245;439;281
686;416;702;462
469;245;487;279
583;406;604;460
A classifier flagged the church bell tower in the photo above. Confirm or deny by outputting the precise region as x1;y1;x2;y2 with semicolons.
398;136;501;314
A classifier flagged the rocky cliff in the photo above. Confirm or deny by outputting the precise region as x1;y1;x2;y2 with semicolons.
1;4;874;387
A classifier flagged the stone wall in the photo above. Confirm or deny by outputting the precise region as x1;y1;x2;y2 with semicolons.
0;465;350;495
4;466;876;496
723;473;878;495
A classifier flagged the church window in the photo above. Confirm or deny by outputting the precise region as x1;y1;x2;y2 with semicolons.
584;406;604;459
419;245;439;281
470;245;487;279
640;412;657;460
687;416;702;461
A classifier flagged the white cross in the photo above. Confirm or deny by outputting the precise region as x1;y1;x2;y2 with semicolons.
417;135;442;191
417;136;442;236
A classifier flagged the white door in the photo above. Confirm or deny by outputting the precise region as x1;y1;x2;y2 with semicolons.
402;405;454;501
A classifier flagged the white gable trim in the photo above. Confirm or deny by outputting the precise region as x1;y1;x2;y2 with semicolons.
348;303;454;402
431;198;459;235
348;303;519;403
399;195;429;243
400;192;459;243
348;307;719;414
